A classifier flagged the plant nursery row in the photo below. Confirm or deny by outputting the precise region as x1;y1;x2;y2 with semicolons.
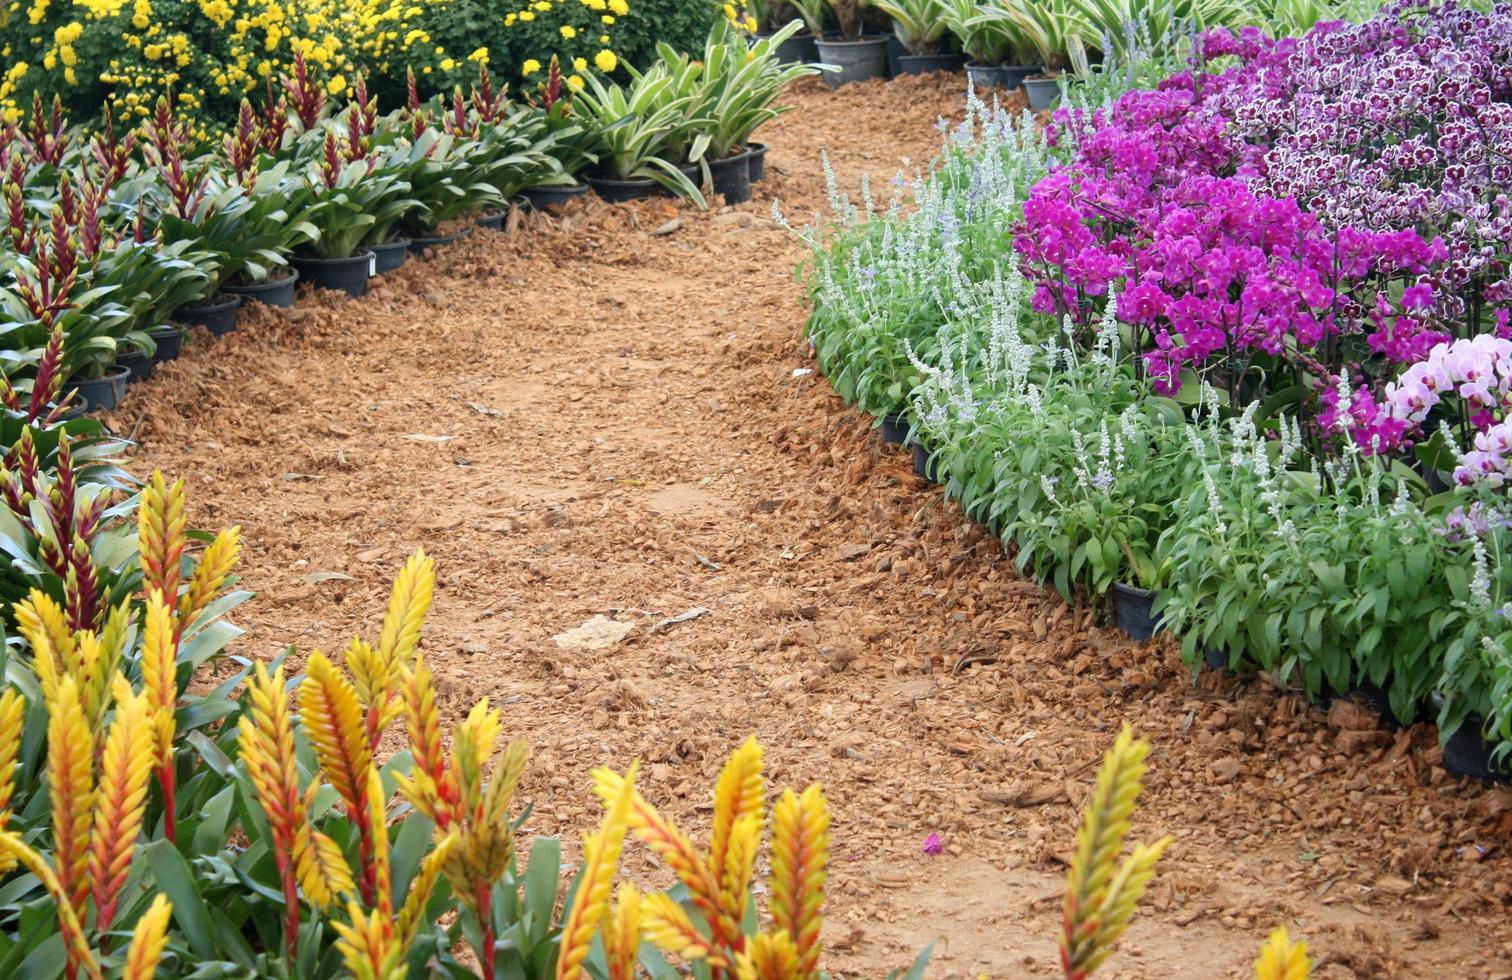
800;0;1512;783
0;1;1451;978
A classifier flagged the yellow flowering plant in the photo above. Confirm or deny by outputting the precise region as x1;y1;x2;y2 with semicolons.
0;0;458;128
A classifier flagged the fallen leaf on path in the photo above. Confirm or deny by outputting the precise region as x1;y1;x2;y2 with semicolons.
403;433;457;443
301;571;355;583
650;607;709;633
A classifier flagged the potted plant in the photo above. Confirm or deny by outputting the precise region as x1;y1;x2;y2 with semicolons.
291;130;406;298
815;0;891;87
870;0;962;74
760;0;826;63
992;0;1088;109
574;66;709;206
944;0;1038;89
518;60;598;211
692;20;820;203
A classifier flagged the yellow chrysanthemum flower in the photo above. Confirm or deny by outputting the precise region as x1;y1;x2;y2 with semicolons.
567;73;584;89
608;0;627;14
560;23;576;38
594;49;616;71
572;56;586;71
522;58;541;75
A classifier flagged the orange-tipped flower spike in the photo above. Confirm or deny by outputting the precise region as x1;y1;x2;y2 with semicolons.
122;894;173;980
592;767;738;952
176;526;241;637
332;900;402;980
394;655;455;826
603;884;643;980
640;891;728;969
708;737;765;911
300;651;375;901
241;662;325;958
1060;726;1173;980
1255;926;1311;980
137;471;186;604
376;550;433;675
88;684;155;936
770;784;829;979
395;831;458;953
0;830;103;980
138;590;179;841
46;674;95;922
733;930;803;980
557;761;639;980
364;767;393;920
0;687;24;828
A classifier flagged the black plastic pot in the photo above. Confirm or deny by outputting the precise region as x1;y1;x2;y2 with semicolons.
710;149;753;204
898;52;965;75
587;173;659;203
1000;65;1040;90
769;31;819;65
748;143;768;183
475;210;506;230
885;34;906;76
70;364;130;413
1024;75;1062;110
912;441;941;483
1111;583;1161;641
180;292;243;336
521;182;590;211
224;270;297;308
1443;715;1512;784
292;252;374;297
879;413;910;446
408;233;461;255
1203;646;1230;671
815;37;890;87
115;346;153;384
965;62;1006;88
148;325;184;363
370;238;411;274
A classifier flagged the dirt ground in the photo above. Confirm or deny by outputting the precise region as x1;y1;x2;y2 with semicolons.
121;74;1512;977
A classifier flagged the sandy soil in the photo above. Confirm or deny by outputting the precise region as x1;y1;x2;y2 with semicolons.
118;75;1512;977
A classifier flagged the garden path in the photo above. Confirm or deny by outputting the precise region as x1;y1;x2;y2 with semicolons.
130;76;1512;977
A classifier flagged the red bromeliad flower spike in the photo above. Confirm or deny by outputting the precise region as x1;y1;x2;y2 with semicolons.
343;106;367;165
78;183;107;259
406;68;431;140
224;101;263;185
320;131;342;189
89;106;135;189
4;182;32;257
260;77;290;153
352;75;376;144
24;94;69;166
28;322;67;424
543;56;565;110
472;64;507;125
283;52;325;131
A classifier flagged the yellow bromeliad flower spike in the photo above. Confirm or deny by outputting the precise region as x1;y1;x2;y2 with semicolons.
770;783;829;979
137;470;243;842
0;673;174;980
591;738;831;975
332;768;458;980
557;761;638;980
240;661;356;959
1059;725;1173;980
1255;925;1311;980
346;549;434;749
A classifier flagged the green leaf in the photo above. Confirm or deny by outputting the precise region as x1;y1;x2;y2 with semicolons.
143;838;217;960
